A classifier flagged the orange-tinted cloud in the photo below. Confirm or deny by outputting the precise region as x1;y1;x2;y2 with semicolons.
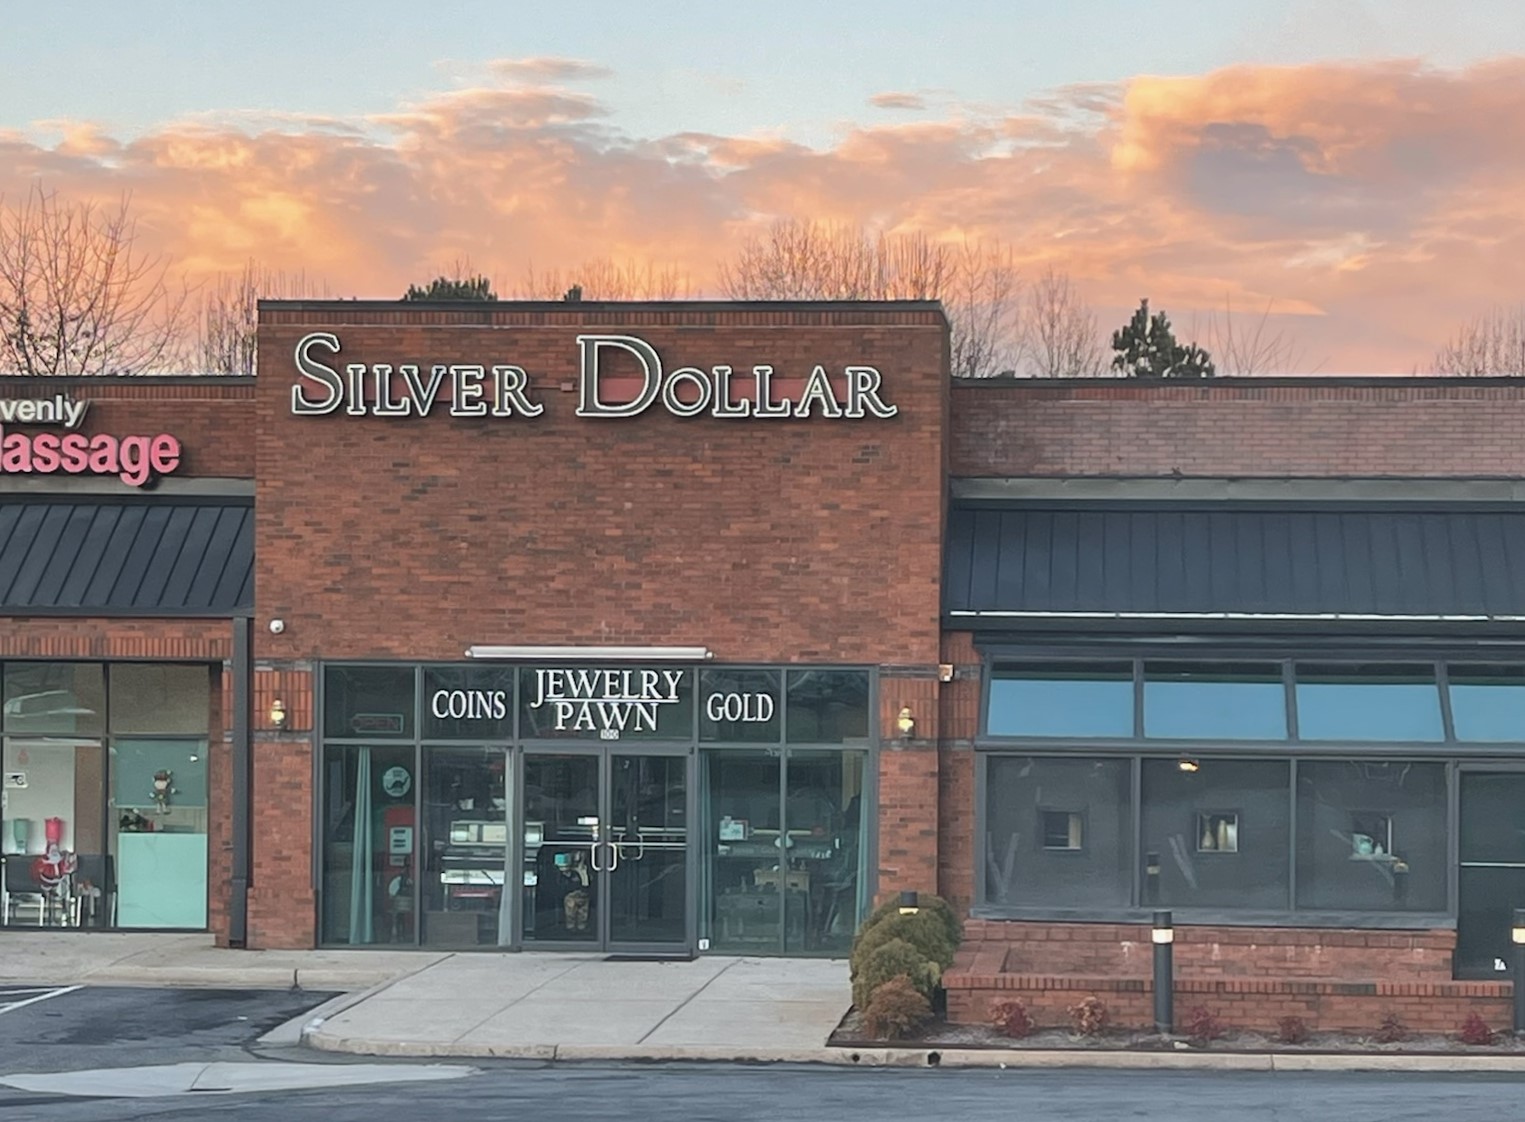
870;92;928;111
3;56;1523;371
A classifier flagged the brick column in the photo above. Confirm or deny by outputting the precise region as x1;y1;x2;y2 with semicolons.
876;669;940;900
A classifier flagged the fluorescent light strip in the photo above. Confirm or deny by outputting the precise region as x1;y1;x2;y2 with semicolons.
465;645;713;661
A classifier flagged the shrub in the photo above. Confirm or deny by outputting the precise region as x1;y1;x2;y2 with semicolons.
853;938;942;1009
1276;1015;1310;1045
1068;995;1108;1037
850;910;956;979
1184;1005;1226;1046
861;893;963;948
1458;1012;1496;1046
1374;1013;1408;1044
862;975;932;1041
989;998;1036;1039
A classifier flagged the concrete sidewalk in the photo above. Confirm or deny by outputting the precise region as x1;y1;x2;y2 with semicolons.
302;953;852;1062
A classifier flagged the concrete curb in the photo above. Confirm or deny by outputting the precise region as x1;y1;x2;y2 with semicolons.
301;1033;1525;1072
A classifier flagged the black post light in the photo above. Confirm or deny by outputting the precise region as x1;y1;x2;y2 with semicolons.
1513;908;1525;1036
899;890;920;916
1152;909;1174;1035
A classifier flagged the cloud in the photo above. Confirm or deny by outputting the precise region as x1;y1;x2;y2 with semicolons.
2;57;1523;370
488;57;613;84
869;92;927;111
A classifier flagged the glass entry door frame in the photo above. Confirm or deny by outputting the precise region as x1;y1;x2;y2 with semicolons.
510;743;696;954
1455;763;1525;979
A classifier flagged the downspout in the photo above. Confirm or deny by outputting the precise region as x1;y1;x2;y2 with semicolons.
229;615;252;947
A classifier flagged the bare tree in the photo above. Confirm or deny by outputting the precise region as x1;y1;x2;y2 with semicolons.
1431;305;1525;375
1195;295;1319;375
1024;265;1104;377
512;258;695;301
196;261;332;375
0;187;188;375
718;219;1022;378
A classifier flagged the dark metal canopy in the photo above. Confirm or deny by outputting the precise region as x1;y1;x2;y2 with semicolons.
0;498;252;616
944;504;1525;622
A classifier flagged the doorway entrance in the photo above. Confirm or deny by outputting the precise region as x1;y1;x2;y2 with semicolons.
1456;771;1525;977
519;749;690;954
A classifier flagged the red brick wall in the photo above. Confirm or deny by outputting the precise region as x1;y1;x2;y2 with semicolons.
253;302;951;945
951;378;1525;478
0;377;254;478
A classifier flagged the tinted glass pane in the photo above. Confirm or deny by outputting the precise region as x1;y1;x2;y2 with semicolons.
987;663;1133;738
109;664;211;734
1296;761;1446;912
519;666;694;741
784;749;867;954
1140;759;1290;909
1449;665;1525;742
701;749;783;953
984;756;1131;908
319;743;417;945
421;666;516;741
1294;664;1443;742
112;737;210;928
1143;662;1286;740
324;666;416;739
420;746;507;946
700;669;781;742
786;671;869;745
3;663;105;736
1459;772;1525;865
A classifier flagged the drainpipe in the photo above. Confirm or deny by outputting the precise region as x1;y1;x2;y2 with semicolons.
229;616;253;947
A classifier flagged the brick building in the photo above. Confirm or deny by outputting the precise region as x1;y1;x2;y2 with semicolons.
1;301;1522;1032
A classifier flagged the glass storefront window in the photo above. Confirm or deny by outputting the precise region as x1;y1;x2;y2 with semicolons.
983;756;1132;907
520;753;601;943
421;747;507;946
3;663;105;737
1448;664;1525;742
700;669;781;743
319;744;417;945
518;666;694;741
1143;662;1286;740
2;738;106;927
784;749;867;954
702;749;782;953
1140;759;1291;909
109;665;210;735
786;670;869;744
1294;664;1444;741
987;663;1133;738
111;738;208;928
421;667;516;742
1295;761;1446;912
324;666;416;740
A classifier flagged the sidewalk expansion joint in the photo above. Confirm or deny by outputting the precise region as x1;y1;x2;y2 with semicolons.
635;958;739;1045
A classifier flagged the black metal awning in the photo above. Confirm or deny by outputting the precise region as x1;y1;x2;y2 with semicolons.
0;499;253;616
944;504;1525;623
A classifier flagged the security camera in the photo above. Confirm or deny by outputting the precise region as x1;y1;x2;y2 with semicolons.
268;619;286;635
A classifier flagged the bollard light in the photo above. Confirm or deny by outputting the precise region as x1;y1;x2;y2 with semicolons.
1513;908;1525;945
899;890;920;916
1152;909;1174;1036
1513;908;1525;1036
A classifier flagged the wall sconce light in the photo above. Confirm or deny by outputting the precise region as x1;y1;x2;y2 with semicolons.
269;699;287;729
898;890;920;916
896;706;915;740
1177;756;1200;773
937;663;954;683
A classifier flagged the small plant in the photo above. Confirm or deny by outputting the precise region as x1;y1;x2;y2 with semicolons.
1068;995;1108;1037
1184;1005;1226;1046
1276;1015;1310;1045
862;975;932;1041
989;998;1036;1040
1458;1012;1496;1046
1374;1013;1408;1044
852;938;942;1009
850;910;957;979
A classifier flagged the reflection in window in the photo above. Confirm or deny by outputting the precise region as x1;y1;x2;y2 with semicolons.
1449;664;1525;742
1294;664;1443;742
701;669;781;743
324;666;417;739
1295;761;1445;912
109;665;210;735
1144;663;1286;740
785;671;869;744
984;757;1131;907
987;663;1134;738
1041;811;1083;851
1196;812;1239;854
2;663;105;737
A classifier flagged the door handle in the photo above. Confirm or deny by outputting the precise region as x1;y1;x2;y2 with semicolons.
606;840;620;872
616;831;645;861
588;844;605;872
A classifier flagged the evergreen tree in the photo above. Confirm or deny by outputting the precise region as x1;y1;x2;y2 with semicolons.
401;275;496;301
1109;298;1215;378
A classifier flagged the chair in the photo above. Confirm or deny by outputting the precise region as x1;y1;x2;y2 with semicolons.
69;854;116;928
1;855;46;925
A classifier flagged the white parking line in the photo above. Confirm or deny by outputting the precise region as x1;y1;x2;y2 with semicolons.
0;985;80;1015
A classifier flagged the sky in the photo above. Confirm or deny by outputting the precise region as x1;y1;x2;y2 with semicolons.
3;0;1525;371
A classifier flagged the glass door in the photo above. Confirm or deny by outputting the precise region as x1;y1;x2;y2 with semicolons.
1456;771;1525;977
519;748;690;953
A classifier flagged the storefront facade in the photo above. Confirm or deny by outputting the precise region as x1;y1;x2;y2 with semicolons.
3;303;1525;1028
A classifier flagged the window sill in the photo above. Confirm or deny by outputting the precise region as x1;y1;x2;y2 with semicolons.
970;906;1456;930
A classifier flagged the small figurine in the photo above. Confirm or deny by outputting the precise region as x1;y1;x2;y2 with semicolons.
151;770;177;814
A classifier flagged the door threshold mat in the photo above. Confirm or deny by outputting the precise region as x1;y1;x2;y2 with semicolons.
603;952;697;963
